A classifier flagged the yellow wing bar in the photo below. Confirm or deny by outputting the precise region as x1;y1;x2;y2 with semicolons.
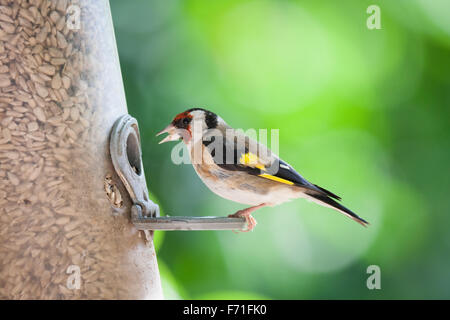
240;152;294;185
258;173;294;185
239;152;266;170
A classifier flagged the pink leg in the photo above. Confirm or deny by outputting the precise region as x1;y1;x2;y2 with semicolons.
228;203;267;232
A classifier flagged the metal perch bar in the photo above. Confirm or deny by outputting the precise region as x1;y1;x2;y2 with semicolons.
132;216;247;231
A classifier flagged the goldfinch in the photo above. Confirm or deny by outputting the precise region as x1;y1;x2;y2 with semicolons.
157;108;368;231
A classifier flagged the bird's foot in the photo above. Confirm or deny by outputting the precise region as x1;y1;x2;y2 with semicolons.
228;203;267;232
228;210;257;232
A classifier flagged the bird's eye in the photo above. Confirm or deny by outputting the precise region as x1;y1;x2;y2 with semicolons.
183;118;190;125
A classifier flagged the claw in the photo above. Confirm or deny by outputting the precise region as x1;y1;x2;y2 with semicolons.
228;211;257;232
228;203;267;232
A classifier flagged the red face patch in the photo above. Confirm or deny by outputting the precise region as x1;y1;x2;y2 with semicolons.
173;111;193;122
171;111;194;132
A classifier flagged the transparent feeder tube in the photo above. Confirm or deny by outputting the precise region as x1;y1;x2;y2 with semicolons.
0;0;162;299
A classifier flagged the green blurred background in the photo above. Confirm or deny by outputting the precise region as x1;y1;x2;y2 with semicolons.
109;0;450;299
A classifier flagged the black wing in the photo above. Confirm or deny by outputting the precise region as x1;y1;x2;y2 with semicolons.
202;134;318;189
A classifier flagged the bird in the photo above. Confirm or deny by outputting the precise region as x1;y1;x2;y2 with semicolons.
157;108;368;232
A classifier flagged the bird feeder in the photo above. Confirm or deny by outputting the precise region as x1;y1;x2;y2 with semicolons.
0;0;162;299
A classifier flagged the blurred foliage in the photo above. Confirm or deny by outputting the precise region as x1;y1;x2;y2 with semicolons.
110;0;450;299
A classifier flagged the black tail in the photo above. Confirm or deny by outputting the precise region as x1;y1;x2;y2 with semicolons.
306;191;369;227
313;184;341;200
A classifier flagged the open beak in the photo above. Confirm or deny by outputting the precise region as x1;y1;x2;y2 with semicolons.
156;124;181;144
